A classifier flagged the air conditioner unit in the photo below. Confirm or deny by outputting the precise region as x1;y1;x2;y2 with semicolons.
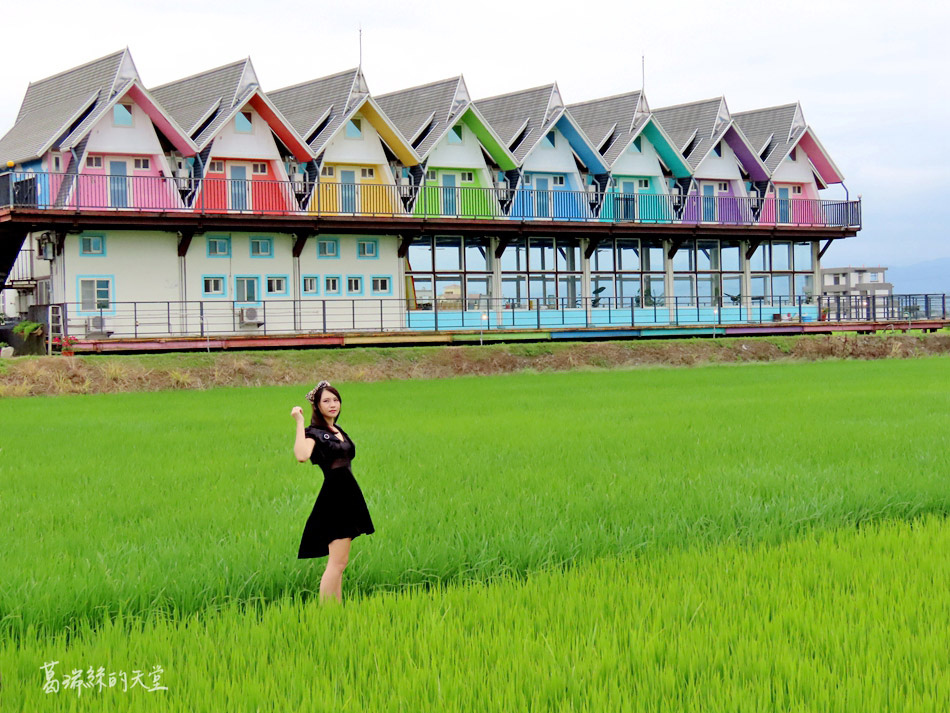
587;183;599;193
85;316;114;337
399;176;411;186
292;172;307;192
238;307;264;326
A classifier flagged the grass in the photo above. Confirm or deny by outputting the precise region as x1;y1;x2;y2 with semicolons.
2;515;947;711
1;357;948;640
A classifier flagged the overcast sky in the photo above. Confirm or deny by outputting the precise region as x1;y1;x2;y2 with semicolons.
2;0;947;269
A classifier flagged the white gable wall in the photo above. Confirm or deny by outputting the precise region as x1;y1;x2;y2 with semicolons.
522;127;583;189
771;148;821;197
611;137;670;191
426;123;487;170
323;114;389;164
84;101;175;175
693;140;746;194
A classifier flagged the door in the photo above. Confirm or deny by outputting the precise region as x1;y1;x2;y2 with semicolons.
535;177;549;217
340;169;357;213
230;165;248;211
621;180;636;221
109;161;128;208
442;173;457;216
777;186;790;223
702;184;716;222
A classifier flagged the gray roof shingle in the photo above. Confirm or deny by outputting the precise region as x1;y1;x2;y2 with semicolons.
733;103;805;174
567;90;646;167
268;68;365;156
652;97;727;170
474;84;560;163
375;77;461;158
0;50;128;164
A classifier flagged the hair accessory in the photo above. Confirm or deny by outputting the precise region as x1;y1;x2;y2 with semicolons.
305;380;331;404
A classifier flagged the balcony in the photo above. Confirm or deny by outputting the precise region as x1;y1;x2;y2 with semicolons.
0;171;862;230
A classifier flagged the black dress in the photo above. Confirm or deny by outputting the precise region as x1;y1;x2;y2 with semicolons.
298;424;375;559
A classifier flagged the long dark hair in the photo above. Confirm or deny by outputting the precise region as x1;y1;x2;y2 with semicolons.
310;384;343;429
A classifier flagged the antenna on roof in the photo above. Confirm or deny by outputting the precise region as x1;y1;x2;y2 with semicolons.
641;54;645;92
358;24;363;69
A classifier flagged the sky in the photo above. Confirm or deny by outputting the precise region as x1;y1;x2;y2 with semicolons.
1;0;947;270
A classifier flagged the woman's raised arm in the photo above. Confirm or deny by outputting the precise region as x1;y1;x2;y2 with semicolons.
291;406;316;462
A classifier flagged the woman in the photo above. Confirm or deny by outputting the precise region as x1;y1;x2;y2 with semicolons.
291;380;375;604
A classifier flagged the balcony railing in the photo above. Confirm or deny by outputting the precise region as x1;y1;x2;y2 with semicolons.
45;294;944;343
0;171;862;229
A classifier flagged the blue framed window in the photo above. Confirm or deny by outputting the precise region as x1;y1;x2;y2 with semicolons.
79;234;106;257
317;238;339;259
113;104;133;127
448;124;463;144
346;275;363;296
250;237;273;257
713;141;723;157
542;130;556;148
356;239;378;259
202;275;227;297
234;276;261;305
235;111;253;133
302;275;319;295
207;235;231;257
629;136;642;153
76;275;116;316
265;275;289;296
370;275;392;296
345;118;362;139
324;275;341;295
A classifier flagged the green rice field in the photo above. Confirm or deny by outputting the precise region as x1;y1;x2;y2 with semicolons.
1;356;949;710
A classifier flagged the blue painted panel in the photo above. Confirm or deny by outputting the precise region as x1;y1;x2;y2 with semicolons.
554;116;608;174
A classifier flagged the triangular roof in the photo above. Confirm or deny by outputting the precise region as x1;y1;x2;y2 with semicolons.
375;76;517;170
733;102;843;183
475;83;607;173
567;90;690;177
151;58;311;159
269;68;418;165
0;49;195;163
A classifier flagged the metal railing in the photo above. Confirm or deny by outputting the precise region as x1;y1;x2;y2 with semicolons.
0;171;863;228
43;293;945;343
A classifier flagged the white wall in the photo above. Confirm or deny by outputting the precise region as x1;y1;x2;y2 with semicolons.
84;101;176;177
426;123;489;170
522;127;582;185
610;135;669;188
771;147;821;198
693;140;744;183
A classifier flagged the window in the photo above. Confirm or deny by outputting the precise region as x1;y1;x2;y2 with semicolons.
345;118;362;139
542;131;556;148
235;111;253;133
113;104;133;127
629;136;642;153
79;235;104;256
53;155;62;172
717;182;728;192
461;171;474;183
86;156;103;169
79;278;111;311
713;141;722;157
346;276;363;294
209;161;224;173
788;148;797;161
552;176;565;186
202;276;225;296
266;276;287;295
449;124;463;144
321;165;335;177
317;238;339;258
833;275;841;285
207;235;230;257
235;276;259;303
324;276;340;294
302;276;319;295
357;240;378;258
250;237;273;257
133;158;150;171
360;167;375;179
870;273;880;282
637;178;650;190
792;185;802;195
252;162;267;175
371;276;391;294
426;170;437;181
523;174;531;185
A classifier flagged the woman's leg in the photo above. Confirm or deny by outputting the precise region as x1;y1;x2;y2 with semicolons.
320;537;352;604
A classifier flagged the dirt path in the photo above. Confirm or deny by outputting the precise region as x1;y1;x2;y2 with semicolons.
1;333;948;398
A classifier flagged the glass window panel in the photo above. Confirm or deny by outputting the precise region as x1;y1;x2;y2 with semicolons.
434;236;462;271
616;239;639;271
410;276;433;307
646;275;666;305
697;274;718;302
555;239;581;272
794;274;815;300
794;242;813;271
720;241;740;271
617;275;641;300
672;240;695;272
529;275;557;306
466;275;491;310
436;274;463;310
642;240;665;273
407;237;433;272
772;275;792;302
674;275;695;301
501;238;527;272
591;274;614;302
558;275;581;306
749;243;769;271
750;275;768;299
696;240;719;271
722;275;742;304
592;241;614;272
502;274;527;305
464;238;490;272
528;237;555;271
772;241;792;271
